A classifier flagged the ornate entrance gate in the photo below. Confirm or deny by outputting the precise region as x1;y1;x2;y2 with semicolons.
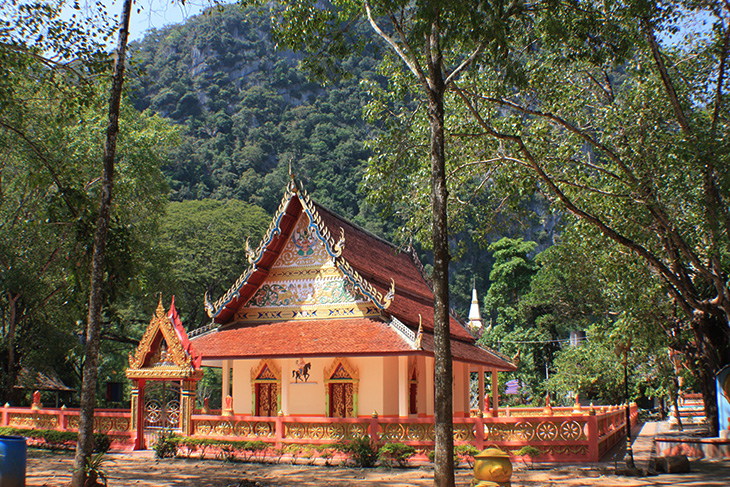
126;298;203;450
143;381;182;446
144;381;182;430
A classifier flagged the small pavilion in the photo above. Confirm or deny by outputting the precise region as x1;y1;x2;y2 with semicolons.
126;298;203;449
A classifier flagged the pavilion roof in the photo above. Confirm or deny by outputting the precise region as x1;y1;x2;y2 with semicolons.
15;368;74;392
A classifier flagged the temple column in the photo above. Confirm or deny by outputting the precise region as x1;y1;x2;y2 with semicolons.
222;359;231;410
181;379;197;436
132;379;146;450
426;356;435;416
491;369;499;417
417;356;427;417
478;366;485;414
453;362;468;417
398;356;409;418
281;359;290;415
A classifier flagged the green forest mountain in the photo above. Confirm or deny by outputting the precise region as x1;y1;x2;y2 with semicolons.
127;6;375;220
126;4;554;320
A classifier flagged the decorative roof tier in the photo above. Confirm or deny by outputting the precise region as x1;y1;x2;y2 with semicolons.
126;297;203;381
190;182;515;372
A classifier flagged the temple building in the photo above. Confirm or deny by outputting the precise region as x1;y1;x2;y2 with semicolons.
188;180;515;419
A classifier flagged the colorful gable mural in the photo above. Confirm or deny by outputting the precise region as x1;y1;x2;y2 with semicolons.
235;213;375;322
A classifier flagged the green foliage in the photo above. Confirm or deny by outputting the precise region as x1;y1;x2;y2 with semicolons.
516;445;541;469
547;333;625;405
426;448;460;468
92;433;112;454
378;442;416;468
454;444;479;468
153;431;179;459
83;451;109;487
0;30;176;401
483;237;539;330
127;4;377;219
152;199;271;327
334;435;379;468
0;427;110;453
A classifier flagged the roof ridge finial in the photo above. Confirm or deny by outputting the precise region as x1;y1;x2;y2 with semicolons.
288;158;298;193
415;315;423;349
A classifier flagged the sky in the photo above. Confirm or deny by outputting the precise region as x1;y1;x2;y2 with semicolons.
75;0;233;44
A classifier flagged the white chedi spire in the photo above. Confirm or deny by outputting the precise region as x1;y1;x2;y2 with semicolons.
467;282;483;330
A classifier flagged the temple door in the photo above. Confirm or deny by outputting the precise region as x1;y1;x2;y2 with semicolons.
329;383;354;418
256;382;278;417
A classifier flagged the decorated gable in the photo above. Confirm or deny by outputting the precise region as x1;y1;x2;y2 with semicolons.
127;298;203;380
235;213;380;322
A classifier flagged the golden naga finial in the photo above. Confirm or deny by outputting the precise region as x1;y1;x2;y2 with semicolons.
334;227;346;257
415;315;423;349
204;291;215;318
383;278;395;309
245;237;256;264
288;158;298;193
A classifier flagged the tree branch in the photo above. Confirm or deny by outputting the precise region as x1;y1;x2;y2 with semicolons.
452;83;703;317
364;1;427;87
642;18;692;135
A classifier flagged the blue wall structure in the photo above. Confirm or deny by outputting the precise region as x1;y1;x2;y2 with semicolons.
717;364;730;433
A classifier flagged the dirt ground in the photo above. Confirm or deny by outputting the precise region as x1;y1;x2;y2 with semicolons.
26;449;730;487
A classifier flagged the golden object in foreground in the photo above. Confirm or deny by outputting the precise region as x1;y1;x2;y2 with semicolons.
472;447;513;486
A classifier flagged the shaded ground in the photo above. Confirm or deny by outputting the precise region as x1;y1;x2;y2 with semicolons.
27;450;730;487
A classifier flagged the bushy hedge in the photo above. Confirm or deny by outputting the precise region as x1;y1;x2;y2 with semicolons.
377;442;416;468
0;427;111;452
333;435;379;468
154;433;270;462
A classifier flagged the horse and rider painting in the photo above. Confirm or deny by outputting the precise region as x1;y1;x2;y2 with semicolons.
293;358;311;383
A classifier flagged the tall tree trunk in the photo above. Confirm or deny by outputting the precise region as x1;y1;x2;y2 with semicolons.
694;314;729;436
70;0;132;484
427;22;454;487
3;292;20;402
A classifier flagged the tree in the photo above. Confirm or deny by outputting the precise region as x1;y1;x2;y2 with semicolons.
445;1;730;433
153;199;271;327
72;0;134;483
483;237;539;329
248;3;537;483
0;1;112;400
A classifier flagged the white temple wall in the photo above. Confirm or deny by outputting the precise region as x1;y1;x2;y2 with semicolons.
232;359;252;415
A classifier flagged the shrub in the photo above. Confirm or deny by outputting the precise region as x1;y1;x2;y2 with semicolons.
285;444;302;464
301;445;317;465
246;440;268;462
93;433;111;453
455;444;479;468
0;427;83;451
317;444;334;466
335;435;379;468
83;451;109;487
153;431;179;459
427;448;460;468
516;445;541;469
177;437;198;458
378;442;416;468
271;446;286;464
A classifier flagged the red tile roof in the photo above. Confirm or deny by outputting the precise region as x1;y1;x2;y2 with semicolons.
418;334;516;370
191;318;414;359
315;203;475;342
190;318;514;370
